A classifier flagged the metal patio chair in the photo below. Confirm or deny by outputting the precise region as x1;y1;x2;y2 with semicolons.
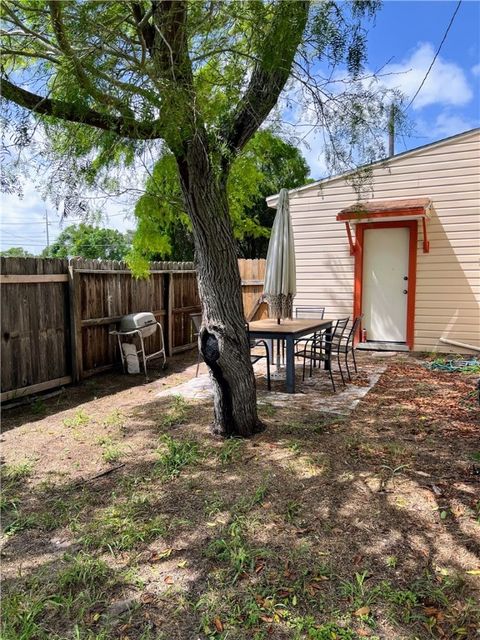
294;306;326;366
246;325;271;391
190;312;203;376
338;315;363;382
297;317;349;392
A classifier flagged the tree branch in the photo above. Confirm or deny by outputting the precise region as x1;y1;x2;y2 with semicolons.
151;0;192;85
222;1;310;154
0;47;60;64
48;1;135;119
1;79;163;140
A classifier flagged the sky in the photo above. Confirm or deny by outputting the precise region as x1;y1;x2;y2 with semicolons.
1;0;479;254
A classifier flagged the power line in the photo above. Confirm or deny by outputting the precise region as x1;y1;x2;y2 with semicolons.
405;0;462;110
0;212;133;225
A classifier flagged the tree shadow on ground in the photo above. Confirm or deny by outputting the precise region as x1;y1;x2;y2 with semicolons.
1;357;479;639
1;350;200;433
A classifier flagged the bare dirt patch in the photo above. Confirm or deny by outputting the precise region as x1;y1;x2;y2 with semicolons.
1;352;479;639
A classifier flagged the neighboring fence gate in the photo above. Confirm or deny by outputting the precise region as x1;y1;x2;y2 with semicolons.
1;257;266;402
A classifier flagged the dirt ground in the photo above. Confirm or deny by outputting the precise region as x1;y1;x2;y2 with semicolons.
1;351;479;640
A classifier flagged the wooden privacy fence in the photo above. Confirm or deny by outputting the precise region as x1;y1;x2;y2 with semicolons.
1;257;267;402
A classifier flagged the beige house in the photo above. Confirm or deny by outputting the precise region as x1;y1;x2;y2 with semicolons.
267;128;480;353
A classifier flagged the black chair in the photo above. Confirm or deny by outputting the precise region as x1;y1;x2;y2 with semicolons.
190;312;203;376
293;306;326;366
338;315;363;382
246;325;271;391
297;317;350;392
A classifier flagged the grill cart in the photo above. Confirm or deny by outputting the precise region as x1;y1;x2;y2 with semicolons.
110;312;166;380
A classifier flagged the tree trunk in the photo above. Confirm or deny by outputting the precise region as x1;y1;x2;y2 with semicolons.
176;142;263;438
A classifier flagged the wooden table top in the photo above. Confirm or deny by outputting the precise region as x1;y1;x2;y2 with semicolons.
248;318;332;335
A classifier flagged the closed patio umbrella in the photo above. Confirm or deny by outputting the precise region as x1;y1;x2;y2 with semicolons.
264;188;296;320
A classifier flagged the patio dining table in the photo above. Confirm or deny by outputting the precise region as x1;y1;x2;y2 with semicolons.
248;318;333;394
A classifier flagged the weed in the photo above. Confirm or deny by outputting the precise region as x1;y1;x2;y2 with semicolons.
218;438;244;465
3;510;39;536
1;553;112;640
236;475;269;513
30;397;46;415
122;566;146;588
82;494;167;551
204;493;225;518
160;395;191;429
206;515;266;582
1;590;48;640
58;552;110;591
285;500;301;524
385;555;398;569
287;441;301;455
2;460;34;482
63;409;90;429
156;435;200;479
293;619;357;639
340;571;370;606
103;409;125;429
0;494;19;513
97;436;124;463
258;402;277;417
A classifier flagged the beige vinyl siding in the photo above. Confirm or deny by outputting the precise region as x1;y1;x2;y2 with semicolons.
277;129;480;353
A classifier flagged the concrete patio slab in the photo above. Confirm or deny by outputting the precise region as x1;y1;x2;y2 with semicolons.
156;356;388;416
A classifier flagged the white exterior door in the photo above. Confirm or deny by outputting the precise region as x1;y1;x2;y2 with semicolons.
362;227;409;342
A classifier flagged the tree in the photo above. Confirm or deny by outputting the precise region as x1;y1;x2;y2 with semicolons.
129;130;310;265
42;223;130;260
235;131;313;258
0;247;34;257
1;0;391;437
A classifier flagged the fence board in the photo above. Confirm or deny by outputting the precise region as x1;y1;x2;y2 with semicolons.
1;257;71;396
239;258;267;321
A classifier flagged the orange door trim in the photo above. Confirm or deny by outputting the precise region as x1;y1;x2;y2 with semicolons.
354;220;418;350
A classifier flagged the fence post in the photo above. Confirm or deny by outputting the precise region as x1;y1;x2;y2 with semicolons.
68;263;83;382
166;271;174;357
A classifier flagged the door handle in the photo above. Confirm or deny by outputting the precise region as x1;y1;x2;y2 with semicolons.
403;289;408;294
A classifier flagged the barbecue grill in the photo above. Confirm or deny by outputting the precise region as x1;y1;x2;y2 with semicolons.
110;312;166;379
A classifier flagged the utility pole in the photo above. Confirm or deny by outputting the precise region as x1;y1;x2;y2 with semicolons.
388;103;395;157
45;207;50;250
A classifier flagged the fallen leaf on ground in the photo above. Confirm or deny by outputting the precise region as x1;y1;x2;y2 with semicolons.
255;560;265;573
150;548;174;562
163;575;174;584
466;569;480;575
213;617;223;632
354;606;370;617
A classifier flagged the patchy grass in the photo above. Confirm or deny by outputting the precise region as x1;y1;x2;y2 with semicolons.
2;551;114;640
1;354;479;639
102;409;125;430
155;434;201;479
159;395;192;429
81;494;168;552
96;436;124;463
63;409;91;429
218;438;245;465
1;459;34;481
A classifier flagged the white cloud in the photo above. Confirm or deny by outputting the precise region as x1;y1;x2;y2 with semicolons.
416;111;476;139
381;42;473;110
472;63;480;77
